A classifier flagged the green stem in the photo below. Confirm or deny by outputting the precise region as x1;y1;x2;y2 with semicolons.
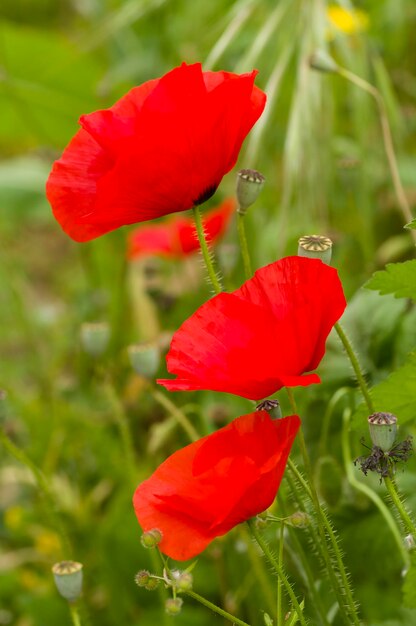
236;212;253;279
334;322;374;413
279;492;331;626
69;604;82;626
286;388;360;626
337;67;415;238
277;521;284;626
241;527;276;614
246;519;308;626
384;476;416;537
192;206;222;294
0;428;72;557
185;590;252;626
151;389;201;442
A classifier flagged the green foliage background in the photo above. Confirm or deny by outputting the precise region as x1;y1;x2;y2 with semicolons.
1;1;416;625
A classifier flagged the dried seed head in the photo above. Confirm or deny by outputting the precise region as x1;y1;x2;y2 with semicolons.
80;322;110;357
298;235;333;265
52;561;83;602
128;342;160;379
236;169;265;214
368;412;397;452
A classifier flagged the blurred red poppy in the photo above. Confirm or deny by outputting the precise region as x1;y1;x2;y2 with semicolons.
127;198;235;260
133;411;300;560
158;256;346;400
46;63;266;242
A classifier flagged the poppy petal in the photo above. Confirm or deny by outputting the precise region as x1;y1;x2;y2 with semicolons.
158;256;346;400
47;63;265;242
133;412;300;560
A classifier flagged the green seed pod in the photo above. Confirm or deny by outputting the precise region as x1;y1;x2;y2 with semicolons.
165;597;183;616
368;412;397;452
236;169;265;215
309;50;339;73
80;322;110;357
128;342;160;378
52;561;83;603
141;528;163;549
298;235;333;265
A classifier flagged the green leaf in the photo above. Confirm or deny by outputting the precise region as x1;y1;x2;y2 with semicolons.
365;260;416;300
405;218;416;230
352;352;416;428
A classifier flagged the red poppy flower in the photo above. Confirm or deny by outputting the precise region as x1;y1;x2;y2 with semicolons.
158;256;346;400
127;198;235;260
133;411;300;560
46;63;266;242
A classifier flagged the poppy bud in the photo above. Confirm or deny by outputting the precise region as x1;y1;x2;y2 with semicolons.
368;412;397;452
298;235;333;265
286;511;310;529
80;322;110;357
309;50;339;73
145;577;160;591
134;570;151;587
52;561;83;603
128;343;160;379
256;399;282;420
165;598;183;615
141;528;163;548
236;169;265;215
171;570;193;592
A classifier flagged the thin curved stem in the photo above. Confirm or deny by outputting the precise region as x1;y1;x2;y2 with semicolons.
277;521;285;626
334;323;374;413
192;206;222;294
236;212;253;279
337;66;415;239
185;590;252;626
246;519;308;626
151;389;200;442
384;476;416;537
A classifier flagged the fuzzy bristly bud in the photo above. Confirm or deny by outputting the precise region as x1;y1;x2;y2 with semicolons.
309;49;339;73
52;561;83;602
368;412;397;452
236;169;265;215
135;570;151;587
165;597;183;616
128;342;160;379
80;322;110;357
140;528;163;549
256;399;282;420
145;577;160;591
286;511;310;529
298;235;333;265
171;570;193;592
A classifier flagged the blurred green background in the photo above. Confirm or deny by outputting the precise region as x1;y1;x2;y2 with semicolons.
1;1;416;625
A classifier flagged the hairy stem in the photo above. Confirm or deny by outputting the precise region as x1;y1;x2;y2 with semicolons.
247;519;308;626
192;206;223;294
185;589;252;626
